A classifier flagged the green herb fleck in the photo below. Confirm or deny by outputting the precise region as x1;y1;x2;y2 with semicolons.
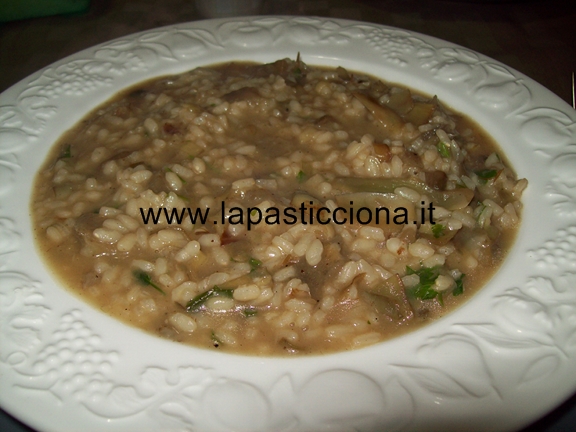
455;180;467;188
437;292;445;307
296;170;305;183
475;169;498;184
60;144;72;159
406;266;441;300
186;286;234;312
165;167;186;183
437;141;451;158
453;274;465;296
431;224;445;238
211;330;223;347
249;257;262;273
133;270;165;295
293;67;302;77
476;203;487;223
205;161;219;173
243;308;257;317
250;209;258;217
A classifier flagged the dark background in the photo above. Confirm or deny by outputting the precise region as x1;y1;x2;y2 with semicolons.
1;0;575;430
1;0;575;103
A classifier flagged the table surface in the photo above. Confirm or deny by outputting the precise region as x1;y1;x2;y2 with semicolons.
1;0;575;430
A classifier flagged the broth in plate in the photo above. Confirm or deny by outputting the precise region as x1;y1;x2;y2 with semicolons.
32;58;526;355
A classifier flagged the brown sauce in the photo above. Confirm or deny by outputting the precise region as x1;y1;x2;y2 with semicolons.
31;59;526;355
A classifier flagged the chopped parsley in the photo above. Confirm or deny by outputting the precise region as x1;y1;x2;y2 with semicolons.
211;330;223;347
60;144;72;159
296;170;305;183
406;266;441;300
476;202;487;223
164;167;186;183
186;286;234;312
453;274;465;296
475;169;497;184
249;257;262;273
205;161;219;173
437;141;451;158
431;224;445;238
243;308;257;317
133;270;165;295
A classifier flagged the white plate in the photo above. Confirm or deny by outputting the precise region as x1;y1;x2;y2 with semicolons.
1;16;575;432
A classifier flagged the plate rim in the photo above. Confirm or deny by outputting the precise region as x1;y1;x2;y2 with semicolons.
1;15;575;431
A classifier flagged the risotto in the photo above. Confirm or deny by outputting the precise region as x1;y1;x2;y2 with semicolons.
32;58;527;355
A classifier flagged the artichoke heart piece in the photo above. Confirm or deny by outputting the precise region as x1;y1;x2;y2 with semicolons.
291;191;322;209
404;102;436;126
353;92;405;140
334;177;473;211
334;192;416;233
362;274;414;321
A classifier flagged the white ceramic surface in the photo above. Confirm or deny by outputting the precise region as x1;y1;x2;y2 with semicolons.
1;16;575;432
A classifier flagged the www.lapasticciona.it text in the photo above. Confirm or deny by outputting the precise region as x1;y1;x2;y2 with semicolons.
139;201;437;230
